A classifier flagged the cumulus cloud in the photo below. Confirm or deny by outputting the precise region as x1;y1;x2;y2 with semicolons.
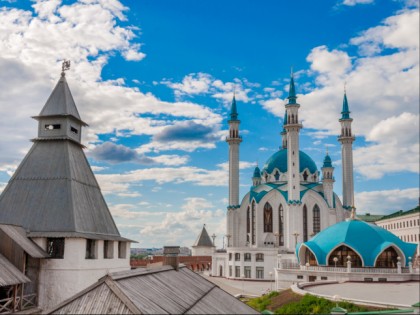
356;188;418;214
342;0;374;6
260;7;419;180
137;197;225;247
161;72;258;104
153;121;218;143
0;1;225;170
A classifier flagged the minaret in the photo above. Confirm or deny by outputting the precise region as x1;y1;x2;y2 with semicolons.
281;111;287;149
252;165;261;186
338;90;355;208
226;94;242;208
321;150;335;208
284;73;302;203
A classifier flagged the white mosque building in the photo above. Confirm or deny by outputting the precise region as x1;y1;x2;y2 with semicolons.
212;75;354;280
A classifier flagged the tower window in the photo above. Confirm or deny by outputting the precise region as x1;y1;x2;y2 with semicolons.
303;205;308;242
274;171;280;181
85;239;97;259
47;238;65;259
104;240;114;259
70;126;79;134
45;124;61;130
313;205;320;234
118;241;127;258
303;171;308;181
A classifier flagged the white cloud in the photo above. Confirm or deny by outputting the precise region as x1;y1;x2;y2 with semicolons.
342;0;374;6
260;8;419;180
137;197;224;247
354;113;419;179
356;188;418;214
0;2;226;170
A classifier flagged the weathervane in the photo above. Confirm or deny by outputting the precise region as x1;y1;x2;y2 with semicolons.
61;60;71;76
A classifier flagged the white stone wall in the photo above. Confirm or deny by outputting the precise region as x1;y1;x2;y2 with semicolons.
341;141;354;207
33;238;130;310
376;213;420;256
192;246;215;256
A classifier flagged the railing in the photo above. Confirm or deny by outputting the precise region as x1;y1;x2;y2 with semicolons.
0;293;37;314
280;264;414;274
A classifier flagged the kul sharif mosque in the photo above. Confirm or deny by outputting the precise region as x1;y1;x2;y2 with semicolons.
211;74;417;281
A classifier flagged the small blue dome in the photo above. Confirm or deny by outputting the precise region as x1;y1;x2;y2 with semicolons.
322;154;332;168
253;166;261;178
262;149;318;174
300;219;417;267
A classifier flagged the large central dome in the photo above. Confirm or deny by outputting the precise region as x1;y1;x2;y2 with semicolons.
262;148;318;174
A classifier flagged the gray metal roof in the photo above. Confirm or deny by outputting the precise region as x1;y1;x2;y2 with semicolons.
46;265;258;314
0;140;121;238
0;224;48;258
0;253;30;287
34;74;86;125
192;225;214;247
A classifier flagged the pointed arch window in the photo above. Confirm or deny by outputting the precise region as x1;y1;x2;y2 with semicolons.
328;245;362;267
303;205;308;242
303;171;308;181
278;204;284;246
313;204;320;234
274;170;280;181
247;206;250;234
375;247;399;268
264;202;273;232
251;201;256;245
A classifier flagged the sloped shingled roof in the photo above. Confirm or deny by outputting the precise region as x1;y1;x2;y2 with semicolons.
0;253;30;287
46;265;258;314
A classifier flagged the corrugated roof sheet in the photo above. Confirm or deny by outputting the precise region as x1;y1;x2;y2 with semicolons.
46;266;258;314
0;224;48;258
0;140;122;240
0;253;30;287
192;225;214;247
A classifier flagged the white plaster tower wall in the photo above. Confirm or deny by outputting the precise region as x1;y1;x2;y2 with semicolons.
321;153;335;208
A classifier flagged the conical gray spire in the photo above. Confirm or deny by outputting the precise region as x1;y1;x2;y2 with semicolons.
192;225;214;247
37;74;86;125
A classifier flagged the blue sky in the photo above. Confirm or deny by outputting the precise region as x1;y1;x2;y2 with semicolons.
0;0;418;248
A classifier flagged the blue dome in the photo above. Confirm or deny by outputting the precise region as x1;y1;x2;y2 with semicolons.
262;149;318;174
299;219;417;267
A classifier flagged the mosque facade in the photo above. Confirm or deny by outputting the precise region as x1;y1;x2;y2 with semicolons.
212;75;353;280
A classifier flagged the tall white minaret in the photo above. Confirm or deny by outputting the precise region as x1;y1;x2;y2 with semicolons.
284;73;302;203
227;95;242;208
338;90;355;208
281;111;287;149
321;150;335;208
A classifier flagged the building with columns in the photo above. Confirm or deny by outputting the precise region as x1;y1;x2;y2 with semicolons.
212;75;353;280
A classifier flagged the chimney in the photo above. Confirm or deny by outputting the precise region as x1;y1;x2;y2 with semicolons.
163;246;180;271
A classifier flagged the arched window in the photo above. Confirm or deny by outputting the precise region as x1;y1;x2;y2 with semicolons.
376;247;399;268
313;204;320;234
303;205;308;242
328;245;362;267
279;204;284;246
274;170;280;181
305;248;317;266
264;203;273;232
303;171;308;181
251;201;256;245
246;207;250;234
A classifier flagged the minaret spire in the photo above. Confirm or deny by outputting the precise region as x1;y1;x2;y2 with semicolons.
226;93;242;247
284;71;302;204
338;90;355;210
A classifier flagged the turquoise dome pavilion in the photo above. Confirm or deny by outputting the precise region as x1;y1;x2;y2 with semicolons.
262;148;318;174
297;218;417;267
